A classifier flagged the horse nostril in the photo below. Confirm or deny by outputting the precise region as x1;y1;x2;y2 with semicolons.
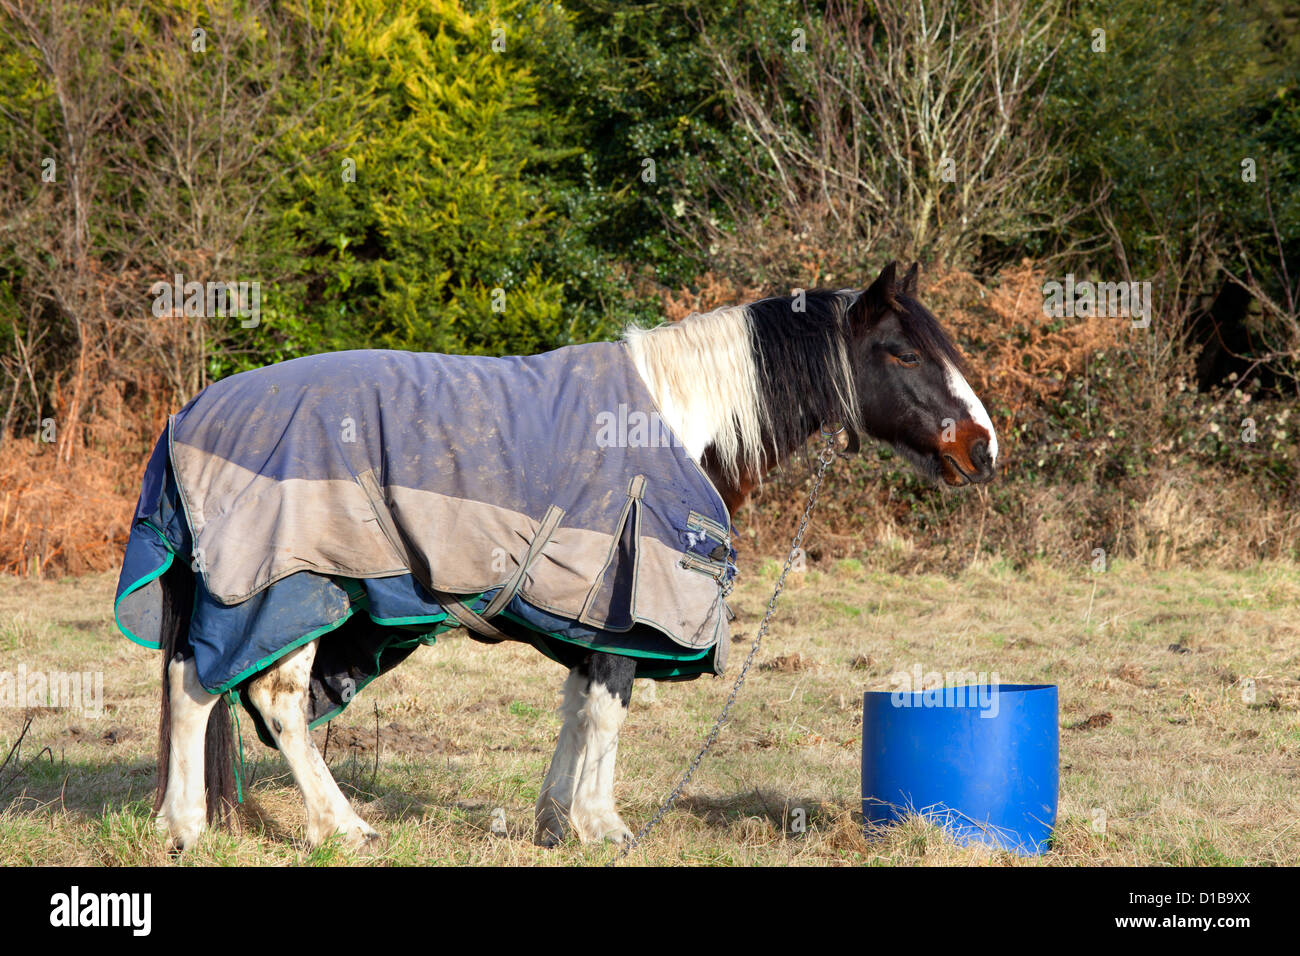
970;439;990;469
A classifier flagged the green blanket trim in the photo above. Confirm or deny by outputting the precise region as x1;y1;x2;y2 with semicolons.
118;546;719;727
210;612;360;695
114;520;174;650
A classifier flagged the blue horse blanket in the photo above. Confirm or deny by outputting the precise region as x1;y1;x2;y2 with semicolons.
115;342;735;725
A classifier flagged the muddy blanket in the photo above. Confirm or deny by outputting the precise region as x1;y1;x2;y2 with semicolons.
114;343;734;722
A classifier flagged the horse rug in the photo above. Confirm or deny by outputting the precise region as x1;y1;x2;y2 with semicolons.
114;342;735;734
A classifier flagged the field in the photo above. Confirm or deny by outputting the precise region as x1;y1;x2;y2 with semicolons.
1;559;1298;866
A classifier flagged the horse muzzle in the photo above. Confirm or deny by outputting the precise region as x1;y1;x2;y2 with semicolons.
940;436;996;486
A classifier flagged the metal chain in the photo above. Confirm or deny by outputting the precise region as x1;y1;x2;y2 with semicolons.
608;427;841;864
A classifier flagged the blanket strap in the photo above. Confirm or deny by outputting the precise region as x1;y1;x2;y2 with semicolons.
225;689;245;804
357;467;565;643
437;503;565;643
482;504;565;619
435;598;512;643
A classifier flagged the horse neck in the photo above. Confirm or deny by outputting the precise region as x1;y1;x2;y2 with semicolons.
626;310;830;516
624;306;765;480
699;407;834;514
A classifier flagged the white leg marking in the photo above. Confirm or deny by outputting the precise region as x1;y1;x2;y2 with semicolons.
535;669;587;845
247;641;378;850
569;682;632;845
157;655;220;851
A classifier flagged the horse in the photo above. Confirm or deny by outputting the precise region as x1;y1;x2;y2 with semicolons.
117;260;998;853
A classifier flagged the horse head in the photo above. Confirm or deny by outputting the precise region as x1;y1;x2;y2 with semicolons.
845;261;998;487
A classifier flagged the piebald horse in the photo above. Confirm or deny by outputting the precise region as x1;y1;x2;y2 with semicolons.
152;261;997;851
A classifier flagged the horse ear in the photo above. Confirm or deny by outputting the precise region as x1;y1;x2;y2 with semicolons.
900;261;920;296
851;261;900;326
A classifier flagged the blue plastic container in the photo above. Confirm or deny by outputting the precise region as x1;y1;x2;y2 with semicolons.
861;683;1058;855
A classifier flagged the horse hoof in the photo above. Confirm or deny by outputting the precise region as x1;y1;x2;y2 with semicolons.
158;813;203;853
572;811;632;846
605;826;633;847
343;825;382;853
534;824;566;848
535;804;568;847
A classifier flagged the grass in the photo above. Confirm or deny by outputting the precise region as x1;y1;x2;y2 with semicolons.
1;560;1298;866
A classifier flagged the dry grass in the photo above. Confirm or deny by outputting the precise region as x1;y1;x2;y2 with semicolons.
1;559;1298;866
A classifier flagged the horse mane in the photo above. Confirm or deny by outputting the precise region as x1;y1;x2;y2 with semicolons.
743;290;860;475
623;304;766;485
624;285;964;485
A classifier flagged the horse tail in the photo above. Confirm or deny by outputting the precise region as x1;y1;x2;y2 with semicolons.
202;688;238;828
154;559;238;827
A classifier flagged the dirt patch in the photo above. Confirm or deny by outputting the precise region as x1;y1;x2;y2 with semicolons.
99;727;132;746
1114;663;1147;686
463;695;515;714
760;653;814;673
59;725;133;745
318;721;459;757
1068;712;1114;732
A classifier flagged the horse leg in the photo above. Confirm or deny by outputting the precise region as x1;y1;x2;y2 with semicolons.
246;640;379;850
156;654;220;850
535;668;588;846
569;652;637;845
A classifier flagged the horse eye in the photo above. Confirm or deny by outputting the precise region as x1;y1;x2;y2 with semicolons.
898;351;920;366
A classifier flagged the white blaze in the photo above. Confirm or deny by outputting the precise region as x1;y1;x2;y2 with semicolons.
943;360;998;462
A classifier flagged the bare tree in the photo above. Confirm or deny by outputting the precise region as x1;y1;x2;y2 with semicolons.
1220;178;1300;383
0;0;338;457
0;0;136;461
108;1;336;399
675;0;1078;285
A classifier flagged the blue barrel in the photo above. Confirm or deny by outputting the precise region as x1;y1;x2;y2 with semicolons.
861;683;1058;855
